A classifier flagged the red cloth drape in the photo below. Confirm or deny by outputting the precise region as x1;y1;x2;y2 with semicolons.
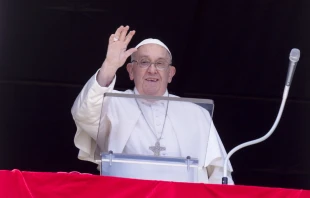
0;170;309;198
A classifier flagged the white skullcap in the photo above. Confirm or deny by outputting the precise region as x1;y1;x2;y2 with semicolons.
135;38;172;59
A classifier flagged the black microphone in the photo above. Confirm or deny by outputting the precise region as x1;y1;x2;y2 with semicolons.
286;48;300;86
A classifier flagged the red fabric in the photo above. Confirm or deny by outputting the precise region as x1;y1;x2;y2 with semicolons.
0;169;310;198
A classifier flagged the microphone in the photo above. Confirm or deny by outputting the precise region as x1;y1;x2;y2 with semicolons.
221;48;301;185
286;48;300;86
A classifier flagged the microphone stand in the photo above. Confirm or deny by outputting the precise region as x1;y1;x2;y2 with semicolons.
222;48;300;185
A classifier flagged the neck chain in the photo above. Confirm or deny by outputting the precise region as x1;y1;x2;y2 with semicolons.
133;90;170;156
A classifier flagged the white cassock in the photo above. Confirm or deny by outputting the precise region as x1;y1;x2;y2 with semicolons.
71;70;234;184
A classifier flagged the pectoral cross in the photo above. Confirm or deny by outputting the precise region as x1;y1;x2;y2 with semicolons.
149;141;166;156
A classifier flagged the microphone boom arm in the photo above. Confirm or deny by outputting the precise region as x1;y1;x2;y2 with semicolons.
222;85;290;184
222;48;300;185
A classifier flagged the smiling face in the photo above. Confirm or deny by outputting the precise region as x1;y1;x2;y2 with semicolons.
126;44;176;96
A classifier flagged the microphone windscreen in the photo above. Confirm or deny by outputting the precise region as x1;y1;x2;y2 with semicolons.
289;48;300;62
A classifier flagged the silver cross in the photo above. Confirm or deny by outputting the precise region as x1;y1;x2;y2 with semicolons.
149;141;166;156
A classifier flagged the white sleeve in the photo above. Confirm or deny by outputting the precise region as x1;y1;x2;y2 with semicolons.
71;69;116;163
204;121;234;184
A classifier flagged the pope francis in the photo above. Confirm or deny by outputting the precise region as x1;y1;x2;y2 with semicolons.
71;25;234;184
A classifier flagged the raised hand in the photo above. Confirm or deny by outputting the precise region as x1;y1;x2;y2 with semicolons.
97;25;137;86
104;25;137;70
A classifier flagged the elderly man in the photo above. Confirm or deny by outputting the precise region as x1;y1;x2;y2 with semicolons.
71;25;234;184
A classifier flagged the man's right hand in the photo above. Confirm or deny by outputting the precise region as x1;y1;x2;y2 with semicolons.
97;25;137;87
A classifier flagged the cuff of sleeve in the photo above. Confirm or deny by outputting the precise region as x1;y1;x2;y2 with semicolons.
88;69;117;95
